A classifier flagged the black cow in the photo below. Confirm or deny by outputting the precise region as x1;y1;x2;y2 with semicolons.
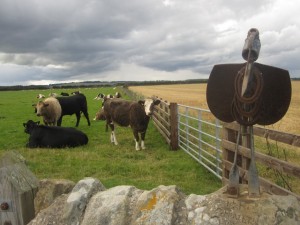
61;92;69;96
23;120;88;148
56;93;91;127
71;91;81;95
103;98;160;150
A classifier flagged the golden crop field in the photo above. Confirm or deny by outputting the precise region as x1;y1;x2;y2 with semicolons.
129;81;300;135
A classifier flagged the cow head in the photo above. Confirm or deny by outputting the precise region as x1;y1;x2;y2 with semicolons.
23;120;40;134
115;92;121;98
139;98;161;116
36;101;49;116
37;94;45;99
71;91;81;95
94;93;105;100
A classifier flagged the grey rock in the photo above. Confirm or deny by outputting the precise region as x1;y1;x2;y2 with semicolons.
28;194;68;225
29;179;300;225
81;185;142;225
63;177;106;225
34;178;75;214
132;185;187;225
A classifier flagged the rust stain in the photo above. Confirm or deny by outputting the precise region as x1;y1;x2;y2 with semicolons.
141;193;157;211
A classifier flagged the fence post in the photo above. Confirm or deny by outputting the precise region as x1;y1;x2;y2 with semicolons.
169;102;178;150
0;151;39;225
222;123;240;185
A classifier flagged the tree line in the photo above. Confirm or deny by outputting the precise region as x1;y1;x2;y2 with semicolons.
0;79;208;91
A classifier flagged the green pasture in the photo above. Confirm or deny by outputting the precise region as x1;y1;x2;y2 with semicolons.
0;87;221;195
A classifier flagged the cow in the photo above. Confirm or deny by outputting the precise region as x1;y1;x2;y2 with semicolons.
36;97;62;126
94;107;108;131
23;120;88;148
94;93;105;100
94;93;113;100
61;92;69;96
56;93;91;127
37;94;45;99
93;108;106;121
114;92;122;98
103;98;160;150
49;93;58;97
71;91;81;95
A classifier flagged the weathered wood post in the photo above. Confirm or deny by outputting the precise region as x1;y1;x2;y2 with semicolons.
169;102;178;150
222;122;247;186
222;123;239;185
0;151;39;225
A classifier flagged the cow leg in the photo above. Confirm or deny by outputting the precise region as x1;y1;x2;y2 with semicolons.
111;131;118;145
108;122;118;145
82;110;91;126
133;130;140;151
75;112;81;127
141;131;146;150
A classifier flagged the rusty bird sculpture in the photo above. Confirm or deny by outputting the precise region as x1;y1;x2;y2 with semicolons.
206;28;291;197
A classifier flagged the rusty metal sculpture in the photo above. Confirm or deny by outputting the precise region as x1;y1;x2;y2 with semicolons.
206;28;291;197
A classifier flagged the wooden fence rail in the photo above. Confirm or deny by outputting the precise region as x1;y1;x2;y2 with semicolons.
152;98;178;150
222;122;300;200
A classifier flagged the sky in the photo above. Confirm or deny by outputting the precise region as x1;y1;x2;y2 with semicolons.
0;0;299;86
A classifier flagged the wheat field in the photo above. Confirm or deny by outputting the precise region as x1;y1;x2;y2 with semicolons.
129;81;300;135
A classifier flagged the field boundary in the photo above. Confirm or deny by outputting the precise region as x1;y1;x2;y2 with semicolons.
222;123;300;200
122;87;300;198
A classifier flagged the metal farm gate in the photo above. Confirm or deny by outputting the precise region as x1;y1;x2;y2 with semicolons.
177;104;222;179
152;99;223;180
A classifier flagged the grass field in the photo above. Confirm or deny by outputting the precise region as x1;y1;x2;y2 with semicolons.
0;87;221;195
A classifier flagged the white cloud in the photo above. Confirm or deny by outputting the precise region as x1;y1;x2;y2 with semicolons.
99;63;204;81
0;0;299;85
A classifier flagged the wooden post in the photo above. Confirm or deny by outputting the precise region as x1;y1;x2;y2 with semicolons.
169;102;178;150
164;100;169;123
0;151;39;225
222;124;238;185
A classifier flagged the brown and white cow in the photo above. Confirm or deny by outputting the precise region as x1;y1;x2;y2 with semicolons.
103;98;160;150
94;92;121;100
37;94;45;99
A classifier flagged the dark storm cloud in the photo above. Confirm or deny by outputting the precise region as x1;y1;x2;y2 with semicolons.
0;0;299;85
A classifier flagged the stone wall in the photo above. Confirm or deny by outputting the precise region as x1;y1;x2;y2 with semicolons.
29;177;300;225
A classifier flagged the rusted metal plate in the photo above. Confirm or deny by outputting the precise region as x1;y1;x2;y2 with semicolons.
206;62;291;125
206;63;244;123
